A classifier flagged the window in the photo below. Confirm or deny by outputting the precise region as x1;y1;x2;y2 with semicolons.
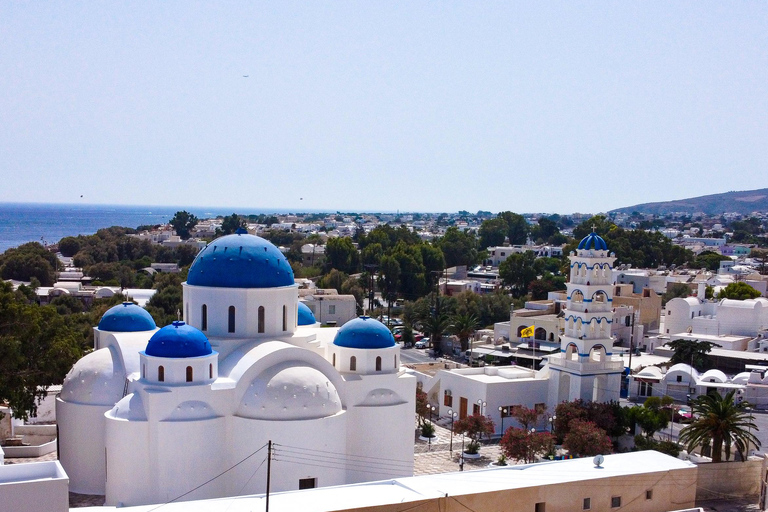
186;366;193;382
209;364;213;379
328;304;336;315
625;316;631;327
158;366;164;382
394;354;397;368
645;489;653;500
142;364;146;379
376;356;382;371
676;375;682;382
611;496;621;508
201;304;207;331
473;404;480;415
228;306;236;333
535;502;546;512
350;356;356;371
299;477;317;490
444;390;453;407
282;305;287;331
583;498;591;510
535;403;546;413
258;306;265;333
332;353;336;367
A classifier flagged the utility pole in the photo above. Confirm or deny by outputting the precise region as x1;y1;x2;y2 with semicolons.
266;440;272;512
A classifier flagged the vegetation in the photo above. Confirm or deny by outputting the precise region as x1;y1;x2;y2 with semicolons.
668;339;720;371
501;427;554;463
718;282;761;300
679;390;760;462
169;210;199;240
453;413;495;454
562;419;613;457
626;396;673;439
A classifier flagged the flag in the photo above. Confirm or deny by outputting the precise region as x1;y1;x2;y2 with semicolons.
520;325;534;338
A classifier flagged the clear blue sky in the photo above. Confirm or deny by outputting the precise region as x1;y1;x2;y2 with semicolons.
2;3;766;214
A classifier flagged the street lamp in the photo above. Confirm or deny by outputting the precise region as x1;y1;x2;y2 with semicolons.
460;432;466;471
498;406;508;437
548;414;557;434
429;405;436;450
528;427;536;463
477;399;486;415
447;408;458;455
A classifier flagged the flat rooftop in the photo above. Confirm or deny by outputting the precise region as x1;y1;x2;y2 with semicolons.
84;451;694;512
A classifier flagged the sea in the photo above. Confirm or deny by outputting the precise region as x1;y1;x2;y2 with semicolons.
0;203;310;254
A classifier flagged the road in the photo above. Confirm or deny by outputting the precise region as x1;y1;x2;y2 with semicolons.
400;347;440;365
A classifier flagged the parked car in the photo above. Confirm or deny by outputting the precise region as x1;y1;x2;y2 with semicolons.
414;340;427;349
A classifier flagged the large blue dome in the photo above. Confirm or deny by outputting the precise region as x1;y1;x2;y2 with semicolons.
98;302;157;332
578;232;608;251
297;302;317;326
187;231;294;289
144;321;213;358
333;317;396;349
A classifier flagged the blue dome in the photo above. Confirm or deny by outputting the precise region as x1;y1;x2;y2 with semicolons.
144;321;213;358
297;302;317;326
98;302;157;332
187;233;294;289
333;317;396;349
578;232;608;251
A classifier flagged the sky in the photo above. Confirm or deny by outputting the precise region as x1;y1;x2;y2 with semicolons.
1;2;766;215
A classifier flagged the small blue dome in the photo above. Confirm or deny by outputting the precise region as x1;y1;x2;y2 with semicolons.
144;321;213;358
187;233;294;289
297;302;317;326
98;302;157;332
578;232;608;251
333;317;396;349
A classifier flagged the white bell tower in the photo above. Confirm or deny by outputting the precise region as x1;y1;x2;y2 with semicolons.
547;231;623;405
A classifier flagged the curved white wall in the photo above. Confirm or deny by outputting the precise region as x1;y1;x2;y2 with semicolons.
55;398;110;495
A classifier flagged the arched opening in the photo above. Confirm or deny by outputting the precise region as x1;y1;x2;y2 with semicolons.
228;306;236;333
258;306;265;333
549;332;555;341
517;325;529;337
571;290;584;303
209;364;213;379
158;366;165;382
394;354;397;368
558;372;571;403
593;375;607;402
282;305;287;331
186;366;193;382
185;303;189;323
375;356;382;371
580;265;586;277
565;343;579;361
142;364;145;379
589;345;606;362
534;327;547;340
201;304;207;331
332;353;336;367
592;291;607;303
350;356;357;372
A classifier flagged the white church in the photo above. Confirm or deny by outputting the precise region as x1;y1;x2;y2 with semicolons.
56;230;416;507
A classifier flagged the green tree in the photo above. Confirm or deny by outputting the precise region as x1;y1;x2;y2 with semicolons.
718;282;761;300
499;251;537;297
435;227;477;268
377;255;400;312
679;390;760;462
668;339;720;371
0;282;85;419
1;252;56;286
478;217;508;249
499;212;529;245
58;236;81;257
169;211;199;240
662;283;692;306
317;269;349;293
325;237;359;274
145;272;184;326
693;250;731;271
751;248;768;275
453;413;495;455
219;213;245;235
451;313;478;352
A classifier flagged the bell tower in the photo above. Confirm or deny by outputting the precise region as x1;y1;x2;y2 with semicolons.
547;230;623;405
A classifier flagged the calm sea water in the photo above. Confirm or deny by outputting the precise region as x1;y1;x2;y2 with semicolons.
0;203;307;254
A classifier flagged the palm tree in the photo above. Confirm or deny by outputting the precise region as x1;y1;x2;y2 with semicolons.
452;313;478;352
678;390;760;462
420;313;452;352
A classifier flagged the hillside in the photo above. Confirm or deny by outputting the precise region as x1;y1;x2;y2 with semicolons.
610;188;768;216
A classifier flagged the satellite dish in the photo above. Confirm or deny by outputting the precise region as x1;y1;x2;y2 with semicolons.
687;326;693;334
593;454;604;468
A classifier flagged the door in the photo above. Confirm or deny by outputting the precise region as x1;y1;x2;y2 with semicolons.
459;397;468;419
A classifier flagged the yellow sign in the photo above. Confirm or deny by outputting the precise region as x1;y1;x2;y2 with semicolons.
520;325;535;338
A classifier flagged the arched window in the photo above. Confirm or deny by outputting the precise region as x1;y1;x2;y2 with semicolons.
534;327;547;340
186;366;193;382
282;305;287;331
185;303;189;323
394;354;397;368
209;364;213;379
228;306;236;333
201;304;207;331
142;364;146;379
332;353;336;367
258;306;265;333
376;356;382;371
350;356;357;371
158;366;165;382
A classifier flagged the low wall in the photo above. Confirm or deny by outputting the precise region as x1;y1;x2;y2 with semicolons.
0;460;69;512
695;459;763;501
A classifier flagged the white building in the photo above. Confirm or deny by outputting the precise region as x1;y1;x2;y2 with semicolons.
56;231;415;507
664;296;768;338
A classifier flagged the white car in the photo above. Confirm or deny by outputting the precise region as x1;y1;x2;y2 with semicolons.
414;340;427;349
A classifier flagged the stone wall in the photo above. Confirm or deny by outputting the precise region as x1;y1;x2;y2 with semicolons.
695;458;763;501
